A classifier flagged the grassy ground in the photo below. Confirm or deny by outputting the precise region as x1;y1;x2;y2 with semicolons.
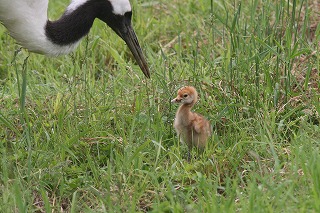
0;0;319;212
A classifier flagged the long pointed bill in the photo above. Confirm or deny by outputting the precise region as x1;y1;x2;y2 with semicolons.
118;25;150;78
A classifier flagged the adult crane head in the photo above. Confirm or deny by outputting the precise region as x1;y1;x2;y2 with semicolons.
97;0;150;78
0;0;150;78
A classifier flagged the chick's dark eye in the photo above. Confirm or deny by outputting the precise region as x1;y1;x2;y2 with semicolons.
183;94;188;98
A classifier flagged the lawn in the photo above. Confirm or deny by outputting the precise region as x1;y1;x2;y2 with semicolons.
0;0;319;212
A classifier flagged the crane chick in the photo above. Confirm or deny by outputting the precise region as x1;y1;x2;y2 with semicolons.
171;86;212;154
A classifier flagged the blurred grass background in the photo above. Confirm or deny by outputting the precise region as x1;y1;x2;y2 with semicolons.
0;0;319;212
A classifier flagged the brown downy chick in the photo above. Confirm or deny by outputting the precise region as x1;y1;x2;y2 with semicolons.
171;86;212;152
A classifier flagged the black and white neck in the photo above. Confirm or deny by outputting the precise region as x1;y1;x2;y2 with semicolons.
0;0;127;55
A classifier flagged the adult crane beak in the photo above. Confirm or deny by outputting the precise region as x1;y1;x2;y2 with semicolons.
115;22;150;78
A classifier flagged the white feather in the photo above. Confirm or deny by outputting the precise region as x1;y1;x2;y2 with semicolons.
66;0;89;14
109;0;131;15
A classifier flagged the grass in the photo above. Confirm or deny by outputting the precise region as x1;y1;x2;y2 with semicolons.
0;0;319;212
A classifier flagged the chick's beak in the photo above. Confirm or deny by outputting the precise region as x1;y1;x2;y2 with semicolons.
171;97;181;103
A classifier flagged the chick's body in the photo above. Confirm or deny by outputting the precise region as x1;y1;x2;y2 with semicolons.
171;86;212;150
